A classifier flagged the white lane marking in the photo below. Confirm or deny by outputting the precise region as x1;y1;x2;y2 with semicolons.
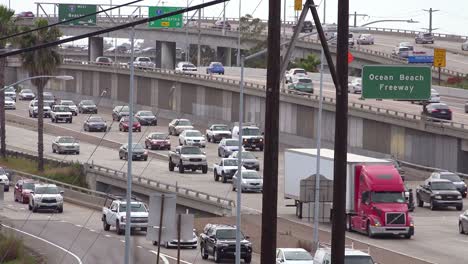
89;229;96;232
75;224;82;227
120;239;125;243
151;250;193;264
2;224;83;264
105;234;112;238
150;250;170;264
137;245;143;249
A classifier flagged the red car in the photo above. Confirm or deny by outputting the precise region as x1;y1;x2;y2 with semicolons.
14;179;35;204
119;116;141;132
145;132;171;150
17;11;34;18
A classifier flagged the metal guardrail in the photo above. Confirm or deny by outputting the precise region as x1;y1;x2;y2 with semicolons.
86;163;235;207
61;60;468;131
397;159;468;180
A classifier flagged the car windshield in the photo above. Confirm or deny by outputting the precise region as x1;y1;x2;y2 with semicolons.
242;171;261;179
186;131;202;137
183;64;195;68
213;125;228;131
371;191;405;203
423;33;432;37
180;147;202;155
431;182;457;190
297;78;312;83
88;117;104;122
130;144;144;150
5;97;13;102
0;168;5;174
35;186;59;194
225;140;238;146
44;95;54;100
82;100;95;105
284;251;313;261
224;159;238;166
58;137;76;143
139;111;153;116
121;117;129;122
22;89;33;93
116;106;129;112
5;87;15;92
177;120;192;126
293;69;306;75
243;128;260;136
216;229;243;240
150;133;167;139
211;62;223;67
241;152;256;159
61;101;74;106
138;58;150;62
433;104;449;110
345;256;374;264
54;106;70;112
440;173;462;182
23;182;34;190
119;203;147;212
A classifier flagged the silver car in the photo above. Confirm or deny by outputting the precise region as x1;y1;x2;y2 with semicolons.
229;151;260;171
348;78;362;94
462;40;468;51
4;96;16;110
232;170;263;193
52;136;80;154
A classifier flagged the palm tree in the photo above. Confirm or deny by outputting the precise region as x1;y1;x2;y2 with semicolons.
0;5;16;159
18;19;61;171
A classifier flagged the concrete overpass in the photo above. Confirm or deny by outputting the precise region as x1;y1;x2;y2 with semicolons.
6;59;468;173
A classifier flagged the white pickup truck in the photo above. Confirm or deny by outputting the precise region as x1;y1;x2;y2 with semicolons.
102;198;149;235
132;57;155;68
205;124;232;143
213;158;242;183
50;105;73;123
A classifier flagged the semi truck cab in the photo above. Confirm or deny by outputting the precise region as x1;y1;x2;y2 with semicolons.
349;165;414;238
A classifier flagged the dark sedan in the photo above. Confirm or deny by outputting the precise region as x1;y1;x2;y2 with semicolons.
83;116;107;132
119;116;141;132
135;110;157;126
119;143;148;161
78;100;98;114
424;103;452;121
145;132;171;150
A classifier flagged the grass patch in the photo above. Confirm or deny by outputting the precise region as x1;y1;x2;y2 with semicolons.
0;156;87;188
0;233;37;264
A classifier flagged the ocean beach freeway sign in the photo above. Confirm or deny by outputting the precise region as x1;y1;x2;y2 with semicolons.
148;6;183;28
58;4;97;26
362;65;431;100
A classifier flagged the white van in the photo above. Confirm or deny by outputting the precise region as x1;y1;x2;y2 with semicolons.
231;122;264;151
313;247;375;264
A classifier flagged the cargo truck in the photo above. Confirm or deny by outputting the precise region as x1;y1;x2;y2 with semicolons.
284;148;414;238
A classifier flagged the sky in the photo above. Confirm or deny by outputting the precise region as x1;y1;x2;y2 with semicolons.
3;0;467;37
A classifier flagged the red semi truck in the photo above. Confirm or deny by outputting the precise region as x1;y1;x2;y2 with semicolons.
284;148;414;239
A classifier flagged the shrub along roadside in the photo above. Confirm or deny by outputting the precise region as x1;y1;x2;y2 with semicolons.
0;157;87;188
0;232;37;264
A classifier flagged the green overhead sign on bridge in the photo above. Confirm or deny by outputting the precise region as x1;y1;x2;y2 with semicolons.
362;65;431;100
58;4;97;26
148;6;183;28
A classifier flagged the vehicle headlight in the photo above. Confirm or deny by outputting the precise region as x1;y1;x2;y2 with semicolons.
259;139;263;142
57;196;63;201
410;218;414;227
434;195;442;199
181;156;190;161
217;242;229;247
458;195;462;199
34;196;41;202
121;216;126;222
373;218;381;226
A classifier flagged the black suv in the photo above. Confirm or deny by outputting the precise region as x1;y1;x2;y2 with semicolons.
416;179;463;211
199;224;252;263
293;20;314;33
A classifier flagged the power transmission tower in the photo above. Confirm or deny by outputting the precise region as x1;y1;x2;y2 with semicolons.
349;11;367;27
422;8;439;33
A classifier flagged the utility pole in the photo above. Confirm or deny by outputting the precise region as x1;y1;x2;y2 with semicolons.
261;0;280;262
323;0;326;24
349;11;367;27
197;9;201;66
331;1;349;264
423;8;439;33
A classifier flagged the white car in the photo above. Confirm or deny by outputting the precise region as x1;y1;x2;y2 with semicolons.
4;87;16;101
232;169;263;193
29;184;64;213
18;88;35;100
59;100;78;115
168;118;194;136
28;100;51;118
348;78;362;94
314;247;375;264
276;248;314;264
462;40;468;51
285;68;307;83
52;136;80;155
179;130;206;148
4;96;16;110
356;34;374;45
132;57;155;68
205;124;232;143
213;158;243;183
0;166;10;192
175;61;197;74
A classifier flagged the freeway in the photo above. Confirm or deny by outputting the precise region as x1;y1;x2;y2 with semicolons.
3;101;468;264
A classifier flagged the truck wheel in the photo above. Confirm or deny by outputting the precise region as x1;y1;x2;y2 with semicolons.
214;249;221;263
201;246;208;259
169;159;175;171
218;149;222;157
346;215;353;232
404;233;412;239
367;222;374;238
116;221;124;235
214;170;219;181
417;196;423;207
202;166;208;174
207;135;211;142
430;200;436;211
460;222;465;234
457;205;463;211
103;216;110;231
244;256;252;264
179;162;185;173
259;146;264;151
192;168;197;172
222;172;227;183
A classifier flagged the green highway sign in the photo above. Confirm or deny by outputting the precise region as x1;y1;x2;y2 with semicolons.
58;4;97;26
148;6;183;28
362;65;431;100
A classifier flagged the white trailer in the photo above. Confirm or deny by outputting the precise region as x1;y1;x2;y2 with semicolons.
284;148;391;217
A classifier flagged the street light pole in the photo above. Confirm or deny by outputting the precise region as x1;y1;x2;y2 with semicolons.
124;24;136;264
222;1;226;35
237;0;242;66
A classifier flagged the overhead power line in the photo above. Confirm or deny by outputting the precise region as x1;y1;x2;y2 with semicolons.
0;0;228;58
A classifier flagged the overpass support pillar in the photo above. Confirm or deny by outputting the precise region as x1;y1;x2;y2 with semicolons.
216;47;232;66
155;41;176;69
88;37;103;62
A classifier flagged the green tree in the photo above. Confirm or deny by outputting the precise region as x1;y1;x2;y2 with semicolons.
289;53;321;72
0;5;16;159
238;14;267;68
18;19;61;171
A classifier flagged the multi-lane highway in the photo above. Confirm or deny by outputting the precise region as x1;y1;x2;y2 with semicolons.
2;100;468;263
